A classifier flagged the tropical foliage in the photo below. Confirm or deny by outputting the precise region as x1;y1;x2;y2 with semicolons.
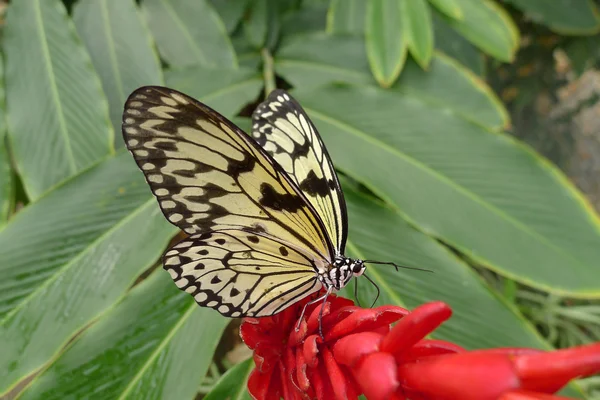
0;0;599;398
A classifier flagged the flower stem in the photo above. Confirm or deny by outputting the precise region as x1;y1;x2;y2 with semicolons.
261;48;275;97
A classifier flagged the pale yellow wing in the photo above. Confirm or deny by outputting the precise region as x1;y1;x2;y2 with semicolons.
164;229;322;317
252;90;348;253
122;86;333;262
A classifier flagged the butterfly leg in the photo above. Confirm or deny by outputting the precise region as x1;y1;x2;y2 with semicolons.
295;286;334;339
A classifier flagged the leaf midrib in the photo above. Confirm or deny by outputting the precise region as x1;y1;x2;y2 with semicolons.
100;0;125;113
158;0;207;65
305;107;588;271
116;303;196;400
34;0;76;173
0;198;155;326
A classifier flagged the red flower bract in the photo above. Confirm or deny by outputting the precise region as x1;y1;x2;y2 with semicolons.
240;294;600;400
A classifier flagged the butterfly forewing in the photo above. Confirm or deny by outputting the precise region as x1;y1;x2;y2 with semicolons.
122;86;333;262
252;90;348;253
164;229;322;317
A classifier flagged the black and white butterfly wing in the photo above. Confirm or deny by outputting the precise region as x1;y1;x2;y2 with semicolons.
252;90;348;254
122;86;335;316
165;229;321;317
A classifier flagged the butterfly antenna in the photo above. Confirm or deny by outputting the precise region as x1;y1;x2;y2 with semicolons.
362;272;381;308
353;278;361;307
364;260;434;273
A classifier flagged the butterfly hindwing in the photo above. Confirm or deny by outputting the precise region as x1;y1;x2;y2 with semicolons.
252;90;348;254
122;86;333;261
164;229;322;317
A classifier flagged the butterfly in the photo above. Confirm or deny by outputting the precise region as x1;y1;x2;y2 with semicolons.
122;86;410;327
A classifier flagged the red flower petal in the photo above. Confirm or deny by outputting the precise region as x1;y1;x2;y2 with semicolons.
252;341;281;373
295;346;310;391
306;300;332;334
239;319;265;350
396;339;465;364
381;301;451;357
333;331;384;367
248;367;280;400
499;390;574;400
322;346;357;400
303;334;321;368
326;305;407;341
514;342;600;393
398;352;518;400
289;316;309;347
353;352;399;400
312;359;337;400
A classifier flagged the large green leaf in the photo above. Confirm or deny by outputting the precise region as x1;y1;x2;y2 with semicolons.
403;0;434;68
164;66;262;118
0;74;263;394
293;85;600;297
0;152;176;395
505;0;600;35
340;187;546;349
433;11;484;76
0;58;11;225
0;138;10;226
141;0;237;69
209;0;249;33
326;0;366;35
3;0;112;200
243;0;269;49
340;188;581;397
275;34;506;130
18;270;228;400
365;0;407;88
204;358;253;400
73;0;164;147
427;0;462;20
441;0;519;62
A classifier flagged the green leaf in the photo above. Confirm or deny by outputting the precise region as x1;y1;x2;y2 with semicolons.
232;34;262;70
164;66;262;118
433;11;484;75
0;58;11;225
209;0;249;33
365;0;407;88
275;34;507;130
0;72;260;394
18;270;228;400
3;0;112;200
73;0;164;148
293;85;600;297
403;0;434;68
0;152;177;395
326;0;366;35
243;0;269;49
505;0;600;35
204;358;253;400
340;187;547;349
441;0;519;62
141;0;237;69
0;138;11;226
280;3;328;38
427;0;462;20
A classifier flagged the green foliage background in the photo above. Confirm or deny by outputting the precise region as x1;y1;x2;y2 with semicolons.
0;0;599;398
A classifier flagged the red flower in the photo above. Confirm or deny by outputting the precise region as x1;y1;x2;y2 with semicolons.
240;294;600;400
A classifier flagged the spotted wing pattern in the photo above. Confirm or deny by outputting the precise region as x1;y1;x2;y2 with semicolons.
164;229;323;317
252;90;348;253
122;86;334;262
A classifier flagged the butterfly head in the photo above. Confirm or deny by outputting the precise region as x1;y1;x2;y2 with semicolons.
325;256;366;291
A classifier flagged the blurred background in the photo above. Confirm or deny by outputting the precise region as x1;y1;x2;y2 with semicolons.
0;0;600;399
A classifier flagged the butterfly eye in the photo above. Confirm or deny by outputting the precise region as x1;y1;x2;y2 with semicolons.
352;263;364;275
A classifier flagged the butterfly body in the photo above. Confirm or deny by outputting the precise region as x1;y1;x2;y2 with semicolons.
122;86;367;318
